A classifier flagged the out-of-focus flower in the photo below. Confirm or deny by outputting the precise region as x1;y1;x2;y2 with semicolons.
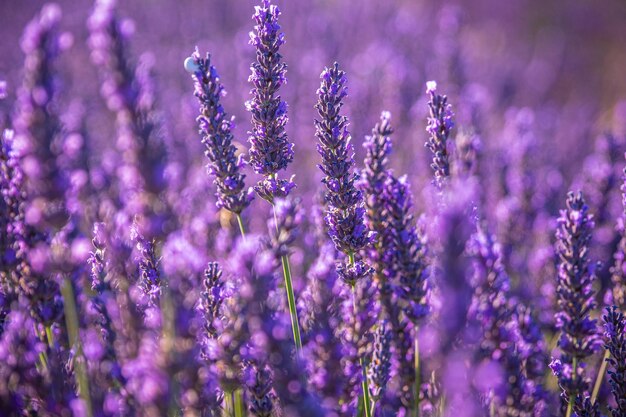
603;306;626;417
131;220;162;308
268;197;303;259
246;364;274;417
13;3;67;230
88;0;167;235
425;80;454;190
552;192;601;407
368;321;392;401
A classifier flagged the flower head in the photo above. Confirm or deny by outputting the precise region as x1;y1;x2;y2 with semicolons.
187;48;253;215
425;80;454;189
247;0;294;200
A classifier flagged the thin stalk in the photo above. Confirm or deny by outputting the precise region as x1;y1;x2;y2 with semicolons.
45;325;54;348
566;357;577;417
349;253;372;417
414;333;421;417
234;389;244;417
61;276;93;417
236;213;247;242
161;289;178;417
272;204;303;354
223;390;234;417
33;323;49;371
591;350;610;404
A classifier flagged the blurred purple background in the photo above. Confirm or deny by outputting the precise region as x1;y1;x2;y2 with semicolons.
2;0;626;211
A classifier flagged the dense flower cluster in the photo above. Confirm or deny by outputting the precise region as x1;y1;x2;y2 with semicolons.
1;1;626;417
246;0;295;202
186;49;253;215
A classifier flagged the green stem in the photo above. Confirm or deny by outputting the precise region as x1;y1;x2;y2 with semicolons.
236;214;247;242
234;389;244;417
61;277;93;417
349;251;372;417
353;288;372;417
223;390;234;417
45;325;54;349
272;204;303;354
566;357;578;417
591;350;610;404
414;333;420;417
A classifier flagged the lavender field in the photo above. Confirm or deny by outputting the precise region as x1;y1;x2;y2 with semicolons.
1;0;626;416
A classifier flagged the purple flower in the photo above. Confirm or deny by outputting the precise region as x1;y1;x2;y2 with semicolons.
609;157;626;311
360;111;395;310
122;335;169;410
553;191;601;404
88;0;167;232
425;80;454;190
13;3;67;230
573;396;601;417
268;197;303;258
1;129;29;297
367;321;392;401
216;237;276;390
603;306;626;416
299;243;346;410
315;64;364;212
247;0;295;202
453;130;481;179
131;221;162;308
246;364;274;417
197;262;224;347
186;49;253;215
336;258;373;287
384;174;430;323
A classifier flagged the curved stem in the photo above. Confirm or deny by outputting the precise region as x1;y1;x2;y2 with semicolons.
591;350;610;404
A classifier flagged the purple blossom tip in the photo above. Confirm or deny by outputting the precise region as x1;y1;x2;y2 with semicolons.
247;0;292;183
336;260;373;286
188;49;252;215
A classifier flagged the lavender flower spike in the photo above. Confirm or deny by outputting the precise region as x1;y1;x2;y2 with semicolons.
551;191;601;414
384;174;430;323
186;49;253;215
315;63;375;270
1;129;28;297
315;61;375;415
247;0;295;203
198;262;224;344
131;221;162;308
247;364;274;417
603;306;626;417
368;321;392;402
425;80;454;189
361;111;394;313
